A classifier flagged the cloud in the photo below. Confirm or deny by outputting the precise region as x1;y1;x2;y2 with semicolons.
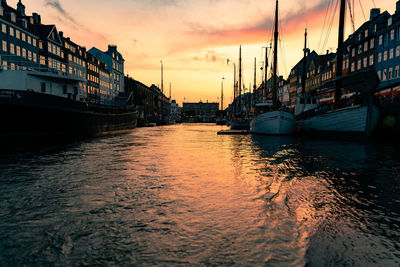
45;0;78;24
178;0;330;50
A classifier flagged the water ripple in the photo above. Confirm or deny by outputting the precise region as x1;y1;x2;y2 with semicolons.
0;124;400;266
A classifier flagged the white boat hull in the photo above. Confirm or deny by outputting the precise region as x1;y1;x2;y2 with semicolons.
297;105;379;134
250;110;296;135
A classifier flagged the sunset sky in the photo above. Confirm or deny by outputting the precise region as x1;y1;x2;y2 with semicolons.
11;0;398;106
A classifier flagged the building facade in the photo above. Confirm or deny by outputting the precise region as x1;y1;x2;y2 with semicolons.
0;0;39;71
88;45;125;98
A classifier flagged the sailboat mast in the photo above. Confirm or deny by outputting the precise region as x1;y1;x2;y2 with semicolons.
272;0;279;106
302;28;308;94
161;61;164;94
264;48;268;100
335;0;346;107
253;57;257;105
239;45;242;113
233;63;236;115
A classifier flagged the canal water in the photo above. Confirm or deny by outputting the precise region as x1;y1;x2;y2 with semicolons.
1;124;400;266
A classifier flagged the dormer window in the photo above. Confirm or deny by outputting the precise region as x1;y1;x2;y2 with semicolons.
365;29;368;38
0;7;3;17
389;17;392;26
11;13;16;23
30;17;33;24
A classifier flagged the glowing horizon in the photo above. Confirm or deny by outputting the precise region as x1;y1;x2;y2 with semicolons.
10;0;398;106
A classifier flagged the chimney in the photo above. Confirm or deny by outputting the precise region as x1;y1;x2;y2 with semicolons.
17;0;25;16
370;8;380;21
397;1;400;13
32;13;41;24
108;45;117;52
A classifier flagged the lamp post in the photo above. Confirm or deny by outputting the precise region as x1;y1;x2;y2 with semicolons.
221;77;225;111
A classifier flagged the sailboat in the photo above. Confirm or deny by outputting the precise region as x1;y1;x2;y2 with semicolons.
295;0;379;135
250;0;296;135
230;45;250;130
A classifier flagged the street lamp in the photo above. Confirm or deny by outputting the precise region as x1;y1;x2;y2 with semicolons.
221;77;225;111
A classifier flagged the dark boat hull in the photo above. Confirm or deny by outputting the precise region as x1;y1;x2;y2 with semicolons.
0;90;137;141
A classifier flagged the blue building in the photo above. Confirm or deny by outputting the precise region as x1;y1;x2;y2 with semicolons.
88;45;125;98
375;1;400;93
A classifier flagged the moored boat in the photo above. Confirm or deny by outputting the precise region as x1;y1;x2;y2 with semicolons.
0;64;137;141
250;0;295;135
251;103;295;135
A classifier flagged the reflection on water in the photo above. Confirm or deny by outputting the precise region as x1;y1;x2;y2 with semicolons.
0;124;399;266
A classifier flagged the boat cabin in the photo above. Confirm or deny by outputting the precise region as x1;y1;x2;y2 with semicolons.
295;95;318;116
254;102;275;115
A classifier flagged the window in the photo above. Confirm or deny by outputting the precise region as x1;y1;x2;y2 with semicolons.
397;46;400;57
358;45;362;54
377;70;382;80
384;50;388;61
41;82;46;92
370;39;374;49
2;40;6;52
390;48;394;59
391;29;395;40
383;70;387;81
22;48;26;58
397;28;400;41
364;41;368;52
351;62;355;72
0;7;3;16
33;53;37;63
357;60;361;70
384;33;388;46
363;57;367;68
28;50;32;61
396;66;399;79
10;13;16;22
378;52;382;62
15;30;20;39
40;56;45;65
365;29;368;38
369;55;374;66
9;27;14;37
389;67;393;79
32;39;36;47
21;32;25;42
1;23;6;33
16;45;20;56
27;35;31;45
388;17;393;26
379;35;383;45
10;43;14;55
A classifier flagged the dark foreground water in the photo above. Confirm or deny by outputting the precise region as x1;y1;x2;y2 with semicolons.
1;124;400;266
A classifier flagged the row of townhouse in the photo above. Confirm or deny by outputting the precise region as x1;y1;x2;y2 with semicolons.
124;76;171;124
0;0;124;105
277;2;400;107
